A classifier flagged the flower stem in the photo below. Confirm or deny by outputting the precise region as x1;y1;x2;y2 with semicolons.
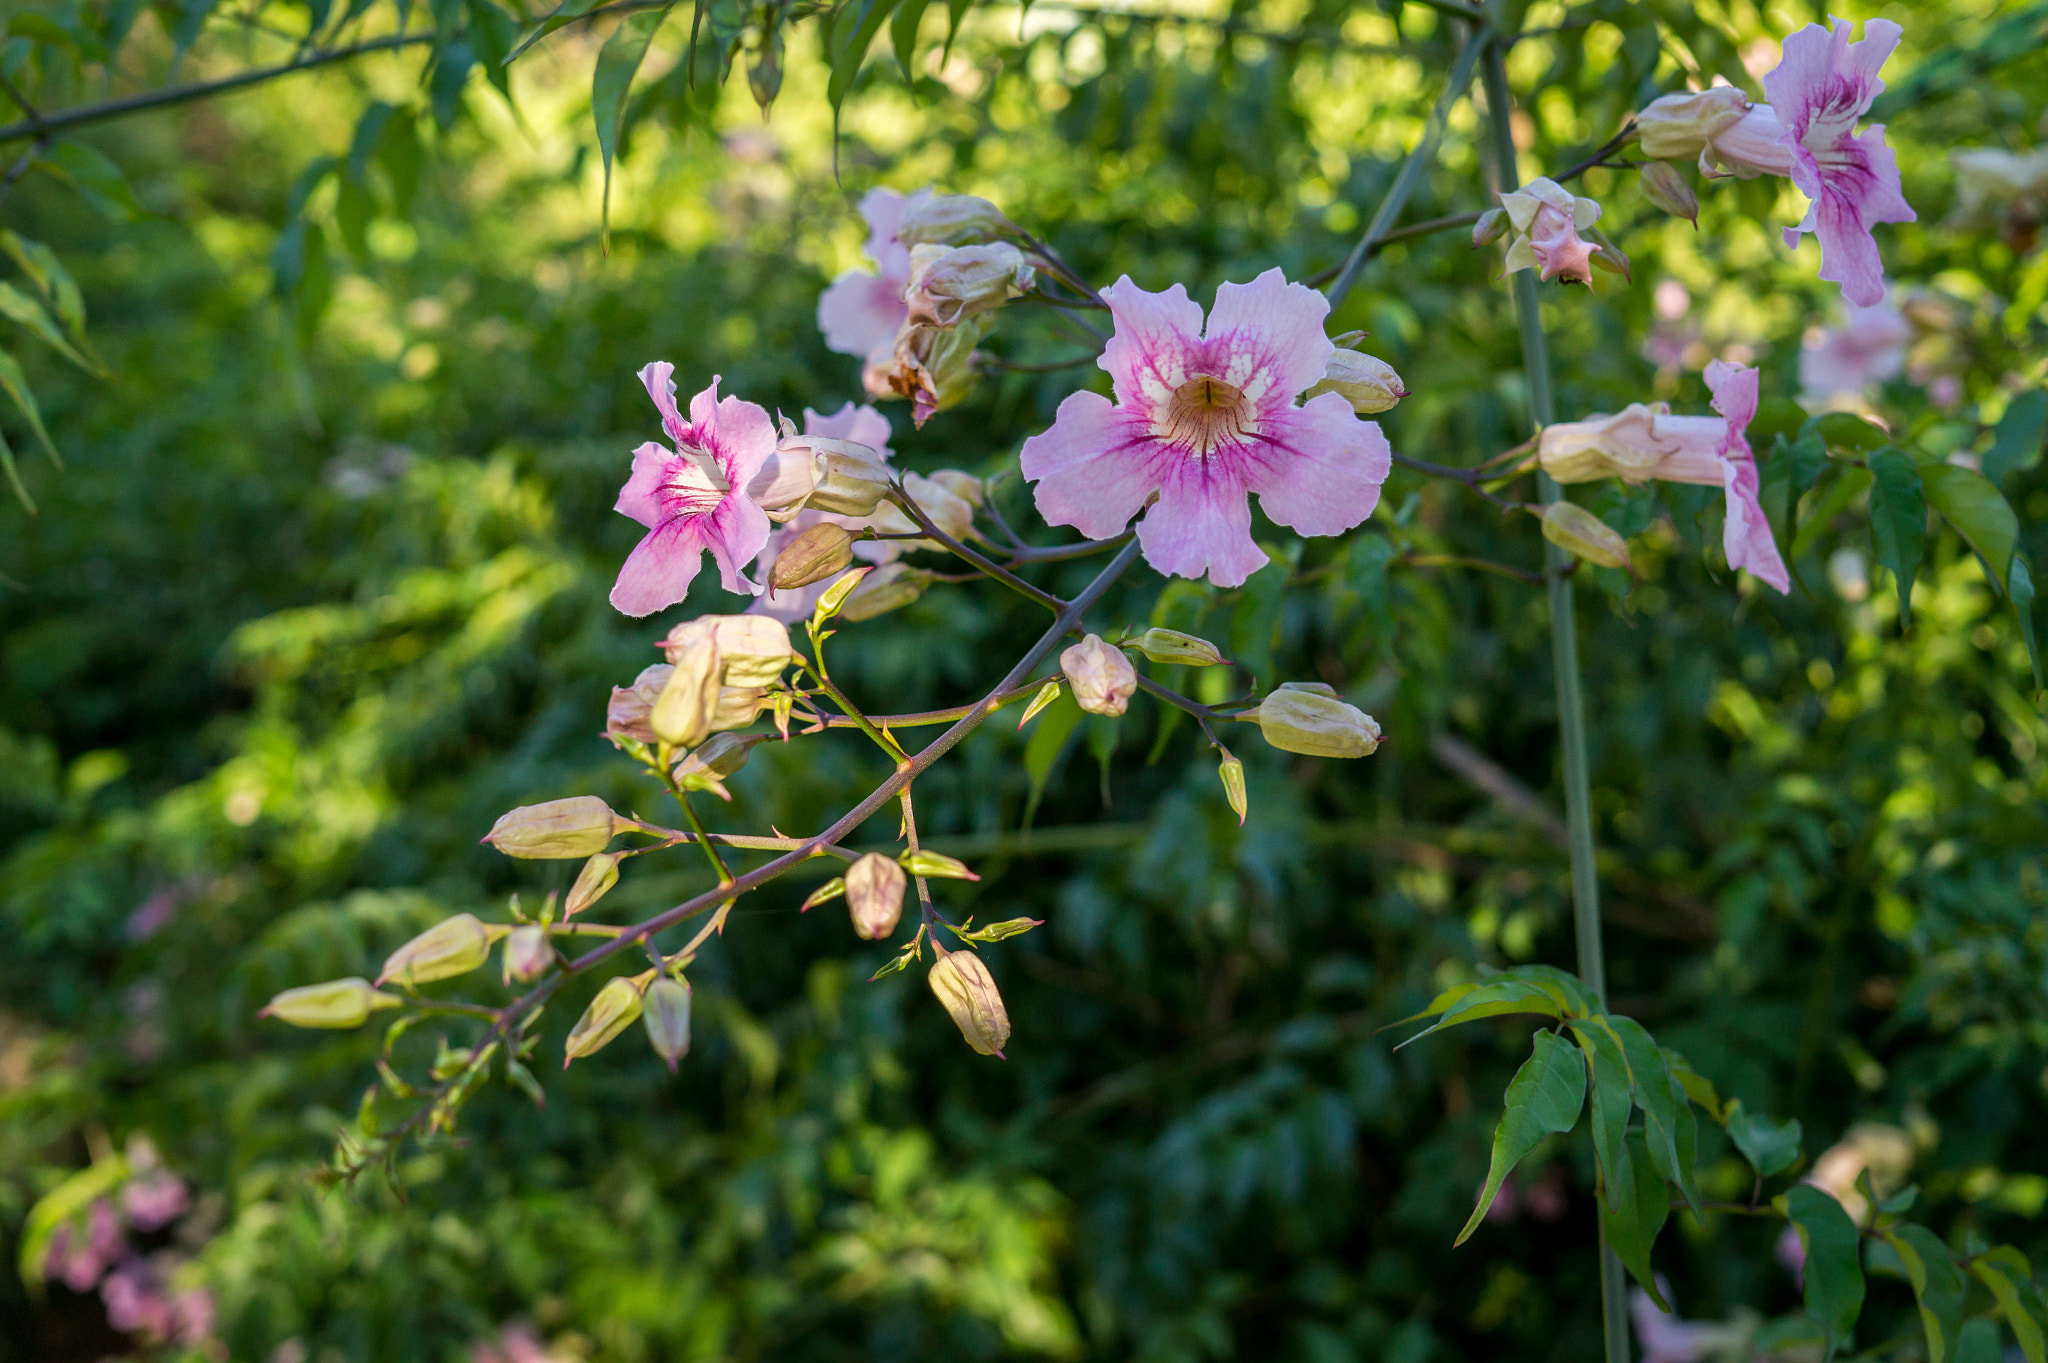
1481;37;1627;1363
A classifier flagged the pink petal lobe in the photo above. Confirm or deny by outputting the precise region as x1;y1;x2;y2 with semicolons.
611;523;705;617
861;186;916;278
1704;360;1759;430
1203;268;1335;401
1100;276;1206;409
805;402;896;457
615;442;672;528
639;362;688;445
711;391;778;488
705;494;771;595
819;270;909;361
1721;454;1791;593
1020;390;1161;539
1138;461;1266;588
1246;396;1392;536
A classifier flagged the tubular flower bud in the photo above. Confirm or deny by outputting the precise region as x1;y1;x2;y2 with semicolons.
924;470;985;507
806;441;894;515
651;642;722;748
1252;688;1382;759
903;242;1035;328
642;976;693;1072
1538;404;1727;485
565;851;622;917
259;977;401;1029
563;975;647;1065
379;913;500;987
1541;502;1634;571
1134;627;1228;667
1307;349;1408;414
607;664;673;745
744;442;818;519
1471;206;1508;247
770;522;856;589
928;949;1011;1057
1638;161;1700;225
894;192;1013;247
901;849;979;880
1060;633;1137;717
1498;178;1603;286
484;796;621;859
845;852;907;940
675;732;755;788
663;616;793;688
502;924;551;985
1635;87;1794;180
1217;748;1248;825
840;562;930;621
881;472;977;545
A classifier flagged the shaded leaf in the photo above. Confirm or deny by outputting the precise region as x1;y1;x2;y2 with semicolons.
1867;447;1925;624
1985;389;2048;483
0;283;99;374
1724;1098;1803;1177
1599;1131;1670;1309
1608;1016;1700;1216
594;9;670;247
1570;1021;1631;1206
2013;555;2042;691
1787;1183;1865;1359
1886;1224;1965;1363
0;232;87;346
1972;1247;2048;1363
1455;1030;1586;1245
1923;463;2017;594
828;0;902;117
1023;687;1083;824
39;141;146;220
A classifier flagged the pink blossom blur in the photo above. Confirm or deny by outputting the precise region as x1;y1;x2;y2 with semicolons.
1020;269;1391;588
610;364;778;617
816;188;923;384
1800;301;1909;400
1762;18;1916;307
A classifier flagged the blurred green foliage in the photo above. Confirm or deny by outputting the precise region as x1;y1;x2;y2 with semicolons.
3;0;2048;1359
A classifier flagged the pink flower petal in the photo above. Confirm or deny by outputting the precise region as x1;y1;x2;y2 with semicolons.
1704;361;1788;593
611;522;707;617
818;270;908;362
804;402;895;457
709;388;778;490
1100;275;1206;408
1246;395;1392;536
1203;267;1335;402
1704;359;1758;430
614;442;673;529
1139;463;1267;588
703;495;770;596
860;186;916;279
1020;391;1162;540
638;362;688;447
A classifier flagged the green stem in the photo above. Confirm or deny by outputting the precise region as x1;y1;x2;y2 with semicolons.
1481;39;1627;1363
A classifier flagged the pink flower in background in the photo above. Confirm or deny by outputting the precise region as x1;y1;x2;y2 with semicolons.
1763;17;1916;307
1800;300;1909;400
122;1171;190;1231
1499;177;1601;285
1630;1286;1749;1363
610;363;777;617
1706;359;1790;594
1021;269;1391;587
101;1258;214;1346
750;403;896;622
473;1323;570;1363
817;188;924;377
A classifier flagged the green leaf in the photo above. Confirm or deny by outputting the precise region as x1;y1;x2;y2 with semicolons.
345;102;396;185
379;113;423;218
594;9;669;248
1922;463;2018;594
891;0;932;78
0;232;88;346
2012;555;2043;691
1501;964;1598;1019
1455;1031;1586;1245
430;37;476;130
1570;1021;1631;1203
1724;1098;1803;1177
38;141;146;220
1972;1247;2048;1363
1394;980;1562;1048
507;0;607;64
1229;552;1289;686
1599;1131;1671;1309
828;0;902;116
1761;430;1829;569
1786;1183;1866;1359
0;346;59;467
0;422;31;514
1985;389;2048;483
0;282;99;375
1887;1224;1966;1363
1023;688;1083;824
1867;447;1926;624
1665;1050;1722;1118
1810;411;1892;455
1607;1017;1700;1216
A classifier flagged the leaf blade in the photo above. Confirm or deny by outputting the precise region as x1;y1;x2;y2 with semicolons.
1455;1030;1586;1245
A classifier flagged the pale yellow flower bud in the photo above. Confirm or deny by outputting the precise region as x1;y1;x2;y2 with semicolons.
897;472;977;543
1252;688;1381;758
1541;501;1633;571
1060;633;1137;717
259;977;401;1029
845;852;906;940
502;924;551;985
1134;627;1228;667
1639;161;1700;225
563;975;647;1065
709;686;765;732
928;948;1011;1057
806;441;893;516
924;469;985;507
565;851;622;917
895;192;1013;247
903;242;1035;327
1217;748;1248;825
663;616;793;688
642;976;693;1072
483;796;621;859
1307;349;1408;414
651;642;721;748
606;664;672;744
840;562;930;621
379;912;500;987
770;522;856;590
1634;87;1749;163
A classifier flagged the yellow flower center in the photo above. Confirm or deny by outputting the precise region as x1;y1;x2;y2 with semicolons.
1159;376;1257;456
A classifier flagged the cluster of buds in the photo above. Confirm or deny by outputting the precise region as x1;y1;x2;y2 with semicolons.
606;615;796;753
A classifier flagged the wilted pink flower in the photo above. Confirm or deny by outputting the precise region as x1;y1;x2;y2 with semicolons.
817;188;922;383
1763;18;1915;308
610;364;778;617
1539;361;1788;595
122;1171;190;1231
1800;300;1908;400
1498;177;1601;285
750;403;896;622
473;1323;568;1363
1021;269;1391;588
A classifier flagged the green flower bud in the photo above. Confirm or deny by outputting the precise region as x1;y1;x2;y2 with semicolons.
929;949;1011;1057
770;522;856;590
840;562;930;622
643;976;693;1072
379;912;499;987
1251;688;1382;759
1217;748;1248;826
564;851;622;918
1540;501;1633;571
259;977;401;1029
483;796;621;859
651;643;721;749
846;852;907;940
674;731;755;786
563;975;647;1066
1639;161;1700;225
1060;633;1136;717
899;849;980;881
1471;206;1508;247
1133;627;1228;667
1307;349;1408;415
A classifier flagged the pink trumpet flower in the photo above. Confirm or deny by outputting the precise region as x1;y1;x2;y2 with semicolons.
1020;269;1391;588
1763;17;1916;308
610;363;777;617
817;188;922;385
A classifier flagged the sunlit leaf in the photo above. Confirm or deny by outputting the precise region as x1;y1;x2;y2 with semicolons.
1886;1225;1965;1363
1972;1247;2048;1363
1455;1030;1585;1245
1985;389;2047;483
1922;463;2017;595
